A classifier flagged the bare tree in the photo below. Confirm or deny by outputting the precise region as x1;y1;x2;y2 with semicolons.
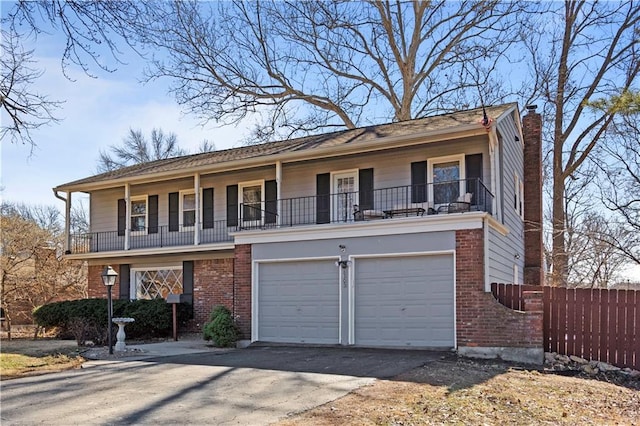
132;0;528;142
0;205;86;339
2;1;145;148
0;29;61;150
97;128;187;172
524;1;640;286
595;116;640;265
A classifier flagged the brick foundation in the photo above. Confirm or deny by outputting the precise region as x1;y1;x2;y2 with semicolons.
456;229;543;362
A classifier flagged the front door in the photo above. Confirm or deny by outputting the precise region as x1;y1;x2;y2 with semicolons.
332;171;358;222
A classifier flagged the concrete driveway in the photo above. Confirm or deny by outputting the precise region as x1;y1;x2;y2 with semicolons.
0;346;442;425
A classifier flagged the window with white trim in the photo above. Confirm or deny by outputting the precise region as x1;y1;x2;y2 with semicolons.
428;154;466;205
130;196;147;232
239;180;264;223
132;267;183;300
514;174;524;218
180;190;196;228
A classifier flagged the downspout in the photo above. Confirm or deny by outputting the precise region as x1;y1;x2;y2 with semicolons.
276;161;282;226
125;183;130;251
483;215;491;292
194;173;201;245
53;189;71;254
488;126;500;222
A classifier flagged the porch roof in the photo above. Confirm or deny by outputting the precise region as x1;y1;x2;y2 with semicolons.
55;103;517;192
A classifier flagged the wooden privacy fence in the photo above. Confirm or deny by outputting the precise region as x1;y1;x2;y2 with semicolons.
491;283;639;370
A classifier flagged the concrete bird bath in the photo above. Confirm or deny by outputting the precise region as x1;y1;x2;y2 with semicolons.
112;317;135;351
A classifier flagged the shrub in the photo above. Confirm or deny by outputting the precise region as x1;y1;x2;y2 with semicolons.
33;298;193;345
203;305;238;347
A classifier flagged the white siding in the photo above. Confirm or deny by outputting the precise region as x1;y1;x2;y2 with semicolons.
489;111;525;284
88;136;491;233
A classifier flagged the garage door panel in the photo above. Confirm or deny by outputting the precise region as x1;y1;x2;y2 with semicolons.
258;260;339;344
355;255;454;348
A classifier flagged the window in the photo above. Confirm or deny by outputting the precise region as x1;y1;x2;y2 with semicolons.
514;174;524;218
133;267;183;300
428;155;465;206
239;181;264;222
180;191;196;228
130;197;147;232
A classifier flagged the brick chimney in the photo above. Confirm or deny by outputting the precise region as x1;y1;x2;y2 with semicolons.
522;105;544;285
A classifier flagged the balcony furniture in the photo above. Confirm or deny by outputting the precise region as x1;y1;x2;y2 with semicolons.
437;193;473;214
353;205;386;221
383;205;426;218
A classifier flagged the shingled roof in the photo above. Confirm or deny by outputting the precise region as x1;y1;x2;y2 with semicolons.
55;103;517;191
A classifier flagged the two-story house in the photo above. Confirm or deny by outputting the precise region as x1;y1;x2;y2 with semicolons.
54;103;544;363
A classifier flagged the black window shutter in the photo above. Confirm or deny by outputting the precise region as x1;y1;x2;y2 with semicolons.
169;192;179;232
226;185;238;227
119;264;130;299
182;261;194;317
117;199;126;236
411;161;427;203
148;195;158;234
316;173;330;224
202;188;215;229
265;180;277;224
465;154;483;206
359;168;374;210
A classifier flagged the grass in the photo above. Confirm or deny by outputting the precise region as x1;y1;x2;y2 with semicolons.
278;357;640;425
0;338;85;380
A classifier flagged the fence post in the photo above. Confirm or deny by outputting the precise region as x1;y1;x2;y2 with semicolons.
523;290;544;348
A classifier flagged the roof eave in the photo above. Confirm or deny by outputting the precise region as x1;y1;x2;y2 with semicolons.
54;122;489;194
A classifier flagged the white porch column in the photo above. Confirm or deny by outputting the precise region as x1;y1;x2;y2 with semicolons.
124;183;131;251
488;128;500;221
276;161;282;226
194;173;201;245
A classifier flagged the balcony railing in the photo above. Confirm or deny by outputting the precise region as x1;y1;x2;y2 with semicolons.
68;179;493;254
69;219;233;254
239;178;493;229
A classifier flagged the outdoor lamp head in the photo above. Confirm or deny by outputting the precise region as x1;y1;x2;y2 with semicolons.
101;265;118;287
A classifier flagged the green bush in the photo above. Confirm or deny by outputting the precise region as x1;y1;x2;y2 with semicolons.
33;298;193;345
203;305;238;347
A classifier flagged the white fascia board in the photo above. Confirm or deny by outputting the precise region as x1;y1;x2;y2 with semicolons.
63;243;235;261
486;215;510;236
233;212;487;245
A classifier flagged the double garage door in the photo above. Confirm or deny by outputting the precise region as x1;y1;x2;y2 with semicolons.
257;254;455;348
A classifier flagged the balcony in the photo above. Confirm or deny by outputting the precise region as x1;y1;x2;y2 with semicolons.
68;179;493;254
240;178;493;229
69;220;234;254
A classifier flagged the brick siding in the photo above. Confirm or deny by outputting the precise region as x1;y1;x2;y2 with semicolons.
87;264;121;299
233;244;252;339
456;229;543;348
192;258;234;331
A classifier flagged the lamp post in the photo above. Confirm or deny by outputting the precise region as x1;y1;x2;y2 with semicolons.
101;266;118;355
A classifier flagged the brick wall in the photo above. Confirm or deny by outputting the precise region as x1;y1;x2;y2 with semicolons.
233;244;252;339
456;229;543;348
192;258;234;330
87;264;122;299
522;105;544;286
